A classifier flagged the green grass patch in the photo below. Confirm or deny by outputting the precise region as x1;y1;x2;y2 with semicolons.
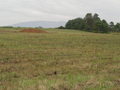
0;28;120;90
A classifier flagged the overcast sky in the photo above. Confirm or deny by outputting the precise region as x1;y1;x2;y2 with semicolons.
0;0;120;26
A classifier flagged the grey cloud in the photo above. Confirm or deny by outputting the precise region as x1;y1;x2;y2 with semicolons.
0;0;120;26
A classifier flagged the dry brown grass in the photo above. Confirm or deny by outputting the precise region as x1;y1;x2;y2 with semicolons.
0;28;120;90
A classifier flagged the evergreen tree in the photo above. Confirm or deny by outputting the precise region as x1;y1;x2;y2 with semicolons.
109;22;115;32
65;13;120;33
115;23;120;32
95;20;109;33
93;13;101;31
65;18;85;30
84;13;94;31
58;26;65;29
93;13;100;21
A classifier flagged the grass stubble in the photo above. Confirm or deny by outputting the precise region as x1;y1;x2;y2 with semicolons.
0;28;120;90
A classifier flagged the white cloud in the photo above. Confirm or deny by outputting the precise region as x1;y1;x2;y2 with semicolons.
0;0;120;26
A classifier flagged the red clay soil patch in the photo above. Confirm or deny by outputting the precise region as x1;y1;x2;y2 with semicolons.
20;28;48;33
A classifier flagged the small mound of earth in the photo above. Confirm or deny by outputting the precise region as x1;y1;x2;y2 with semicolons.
20;28;48;33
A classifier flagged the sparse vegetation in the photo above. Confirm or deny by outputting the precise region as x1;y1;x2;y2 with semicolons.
0;28;120;90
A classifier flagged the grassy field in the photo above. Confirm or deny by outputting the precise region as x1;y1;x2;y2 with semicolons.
0;28;120;90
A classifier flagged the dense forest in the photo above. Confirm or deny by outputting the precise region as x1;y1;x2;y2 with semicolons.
59;13;120;33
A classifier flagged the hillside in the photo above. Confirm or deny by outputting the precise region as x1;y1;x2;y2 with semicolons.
0;28;120;90
12;21;66;28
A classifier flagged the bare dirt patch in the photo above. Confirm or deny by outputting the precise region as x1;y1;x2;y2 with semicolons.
20;28;48;33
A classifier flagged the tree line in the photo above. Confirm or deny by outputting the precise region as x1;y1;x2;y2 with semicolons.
58;13;120;33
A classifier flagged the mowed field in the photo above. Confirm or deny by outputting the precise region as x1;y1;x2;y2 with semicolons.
0;28;120;90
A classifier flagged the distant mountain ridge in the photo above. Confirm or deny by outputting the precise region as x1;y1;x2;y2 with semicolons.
12;21;66;28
